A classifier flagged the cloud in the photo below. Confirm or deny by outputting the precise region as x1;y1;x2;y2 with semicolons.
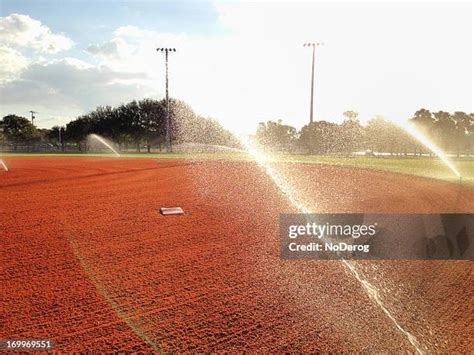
0;58;154;123
86;39;124;60
0;15;156;127
0;46;28;79
0;13;73;53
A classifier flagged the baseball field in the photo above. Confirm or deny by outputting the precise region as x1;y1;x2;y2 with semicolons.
1;155;473;352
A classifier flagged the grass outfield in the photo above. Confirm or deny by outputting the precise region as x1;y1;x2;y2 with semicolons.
2;151;473;186
282;155;473;186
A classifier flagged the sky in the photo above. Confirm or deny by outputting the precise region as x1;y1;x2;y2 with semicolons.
0;0;472;133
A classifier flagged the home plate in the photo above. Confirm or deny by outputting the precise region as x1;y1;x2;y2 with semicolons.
160;207;184;215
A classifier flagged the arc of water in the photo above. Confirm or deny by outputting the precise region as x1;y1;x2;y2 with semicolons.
88;134;121;157
396;121;461;178
239;135;425;354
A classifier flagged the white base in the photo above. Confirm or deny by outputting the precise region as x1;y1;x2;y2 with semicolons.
160;207;184;215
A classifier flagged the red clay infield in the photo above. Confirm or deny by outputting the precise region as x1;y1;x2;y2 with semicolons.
1;157;473;352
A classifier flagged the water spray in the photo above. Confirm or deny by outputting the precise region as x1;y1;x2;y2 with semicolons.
87;134;121;157
396;120;461;179
237;119;464;354
395;119;463;213
0;159;9;172
239;134;425;354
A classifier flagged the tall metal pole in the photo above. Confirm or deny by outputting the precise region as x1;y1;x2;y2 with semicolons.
165;49;170;151
157;47;176;152
303;43;323;124
309;45;315;124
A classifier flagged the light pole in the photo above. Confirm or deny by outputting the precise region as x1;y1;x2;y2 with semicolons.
156;47;176;152
303;42;323;124
29;110;38;125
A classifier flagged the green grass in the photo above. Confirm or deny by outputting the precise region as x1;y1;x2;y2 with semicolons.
2;151;472;186
278;155;472;186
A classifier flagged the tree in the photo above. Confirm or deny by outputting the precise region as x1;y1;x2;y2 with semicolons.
1;114;41;148
432;111;456;151
340;112;363;154
65;115;94;150
62;97;239;153
411;108;433;125
170;98;239;148
138;99;166;152
343;110;359;122
255;120;297;151
299;121;340;154
48;126;66;150
365;115;420;156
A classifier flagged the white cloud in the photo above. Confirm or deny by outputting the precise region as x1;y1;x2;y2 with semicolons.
0;15;152;126
0;46;28;79
0;13;73;53
0;57;154;126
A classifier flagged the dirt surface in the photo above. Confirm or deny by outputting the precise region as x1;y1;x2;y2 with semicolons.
1;157;473;352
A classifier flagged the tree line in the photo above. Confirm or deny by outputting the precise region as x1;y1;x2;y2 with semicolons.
1;104;472;156
255;110;474;156
0;98;239;152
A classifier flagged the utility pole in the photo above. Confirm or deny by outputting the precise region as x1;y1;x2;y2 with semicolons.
156;47;176;152
29;110;37;125
303;43;323;124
